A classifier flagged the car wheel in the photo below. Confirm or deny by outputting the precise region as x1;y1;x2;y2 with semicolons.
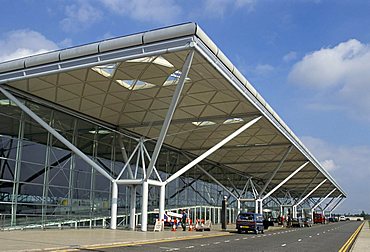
237;228;242;234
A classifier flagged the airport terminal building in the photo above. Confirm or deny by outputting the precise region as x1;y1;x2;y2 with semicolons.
0;23;345;231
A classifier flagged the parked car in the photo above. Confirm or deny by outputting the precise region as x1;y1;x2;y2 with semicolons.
303;217;313;227
291;218;304;227
314;213;326;224
236;212;264;234
339;215;346;221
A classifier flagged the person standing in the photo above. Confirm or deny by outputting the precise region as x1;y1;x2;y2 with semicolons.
181;209;187;231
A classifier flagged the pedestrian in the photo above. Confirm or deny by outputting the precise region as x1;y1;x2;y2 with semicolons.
181;209;187;231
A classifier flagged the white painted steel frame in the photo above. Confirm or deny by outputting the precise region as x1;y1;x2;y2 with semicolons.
165;116;262;184
312;188;337;211
145;50;195;180
0;30;347;231
0;32;346;198
110;182;118;229
259;145;293;197
329;197;344;216
197;166;238;200
292;179;327;218
0;86;114;182
262;162;309;200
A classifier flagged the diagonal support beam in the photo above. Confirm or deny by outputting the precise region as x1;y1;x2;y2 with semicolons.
197;165;239;200
312;188;337;210
262;161;309;200
322;196;336;213
0;87;114;182
116;143;140;180
296;172;320;203
259;145;293;197
294;179;327;207
146;50;194;180
118;135;134;179
164;116;262;184
329;196;344;214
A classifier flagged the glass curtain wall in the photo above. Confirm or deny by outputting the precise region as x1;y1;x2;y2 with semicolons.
0;93;239;229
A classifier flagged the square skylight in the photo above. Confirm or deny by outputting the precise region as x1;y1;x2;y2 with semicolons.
223;118;244;124
192;121;216;126
126;56;174;68
163;70;191;87
91;63;118;78
116;79;156;90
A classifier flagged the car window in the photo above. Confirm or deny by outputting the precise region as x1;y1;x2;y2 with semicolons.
239;214;254;221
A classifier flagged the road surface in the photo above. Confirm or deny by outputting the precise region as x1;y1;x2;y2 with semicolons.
79;221;362;252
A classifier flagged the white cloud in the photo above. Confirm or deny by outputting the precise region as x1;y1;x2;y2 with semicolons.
254;64;274;75
203;0;256;17
301;136;370;213
100;0;181;24
321;159;337;171
60;0;102;32
288;39;370;120
0;30;58;62
283;51;297;63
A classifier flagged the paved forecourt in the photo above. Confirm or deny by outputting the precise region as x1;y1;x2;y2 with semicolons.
0;224;237;252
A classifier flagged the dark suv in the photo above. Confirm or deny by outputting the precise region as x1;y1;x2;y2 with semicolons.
236;212;264;234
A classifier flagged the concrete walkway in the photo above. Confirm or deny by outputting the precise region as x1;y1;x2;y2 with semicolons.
352;221;370;251
0;225;283;252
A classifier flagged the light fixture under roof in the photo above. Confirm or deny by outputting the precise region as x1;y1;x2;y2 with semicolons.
91;63;118;78
223;118;244;124
116;79;156;90
163;70;191;86
192;121;216;127
126;56;174;68
0;99;17;106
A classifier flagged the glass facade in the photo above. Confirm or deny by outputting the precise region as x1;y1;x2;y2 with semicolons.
0;93;245;229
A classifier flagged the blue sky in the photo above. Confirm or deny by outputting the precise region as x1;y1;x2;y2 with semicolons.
1;0;370;214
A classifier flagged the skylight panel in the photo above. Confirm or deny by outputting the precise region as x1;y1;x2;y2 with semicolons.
192;121;216;127
126;56;174;68
0;99;17;106
163;70;191;87
88;129;111;134
116;79;156;90
223;118;244;124
91;63;118;78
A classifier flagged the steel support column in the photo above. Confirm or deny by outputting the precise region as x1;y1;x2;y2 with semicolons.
141;181;149;231
110;181;118;229
130;185;136;230
159;184;166;223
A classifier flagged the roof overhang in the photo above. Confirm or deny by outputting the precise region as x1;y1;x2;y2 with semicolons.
0;22;346;199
